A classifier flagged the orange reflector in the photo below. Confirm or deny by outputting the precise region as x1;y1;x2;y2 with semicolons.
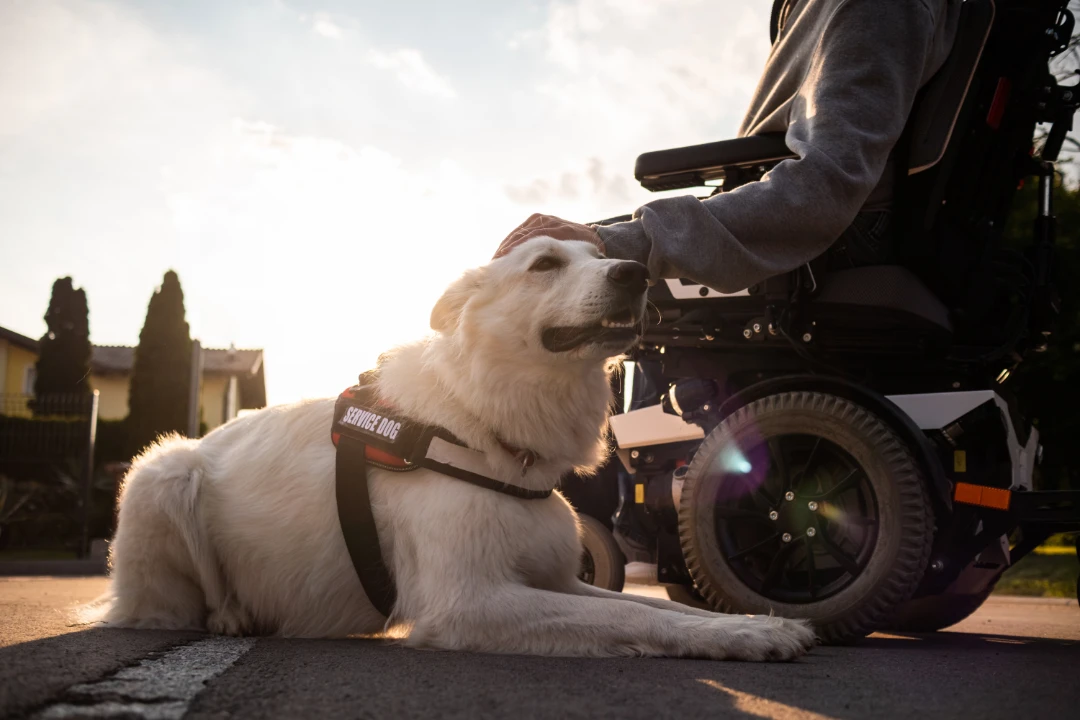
953;482;1011;511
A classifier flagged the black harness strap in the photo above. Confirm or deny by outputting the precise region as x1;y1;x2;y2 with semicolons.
333;376;551;617
422;454;552;500
335;436;396;618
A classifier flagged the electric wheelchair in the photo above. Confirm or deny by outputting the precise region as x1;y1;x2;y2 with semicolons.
567;0;1080;644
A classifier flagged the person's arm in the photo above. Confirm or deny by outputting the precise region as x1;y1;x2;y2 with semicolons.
596;0;939;293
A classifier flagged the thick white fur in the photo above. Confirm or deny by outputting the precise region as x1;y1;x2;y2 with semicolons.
99;237;815;660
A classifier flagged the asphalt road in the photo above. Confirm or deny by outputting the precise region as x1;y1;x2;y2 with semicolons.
1;577;1078;720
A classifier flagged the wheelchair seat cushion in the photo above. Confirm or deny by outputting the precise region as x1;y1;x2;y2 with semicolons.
813;265;952;332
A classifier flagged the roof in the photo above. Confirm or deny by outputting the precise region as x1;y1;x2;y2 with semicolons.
0;325;40;353
0;325;266;409
90;345;133;374
92;344;267;410
91;345;263;376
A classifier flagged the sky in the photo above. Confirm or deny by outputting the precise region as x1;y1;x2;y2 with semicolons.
0;0;771;405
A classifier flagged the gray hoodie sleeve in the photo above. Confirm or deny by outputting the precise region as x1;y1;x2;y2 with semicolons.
595;0;939;293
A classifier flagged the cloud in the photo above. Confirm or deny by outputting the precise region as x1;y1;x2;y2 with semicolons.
0;0;229;138
311;12;342;38
519;0;767;145
504;158;633;216
367;48;456;99
494;0;771;221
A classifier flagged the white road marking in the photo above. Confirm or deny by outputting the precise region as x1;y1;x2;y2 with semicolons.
37;637;256;719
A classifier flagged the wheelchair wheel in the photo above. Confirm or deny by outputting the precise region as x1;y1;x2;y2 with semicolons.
578;514;625;591
678;391;933;645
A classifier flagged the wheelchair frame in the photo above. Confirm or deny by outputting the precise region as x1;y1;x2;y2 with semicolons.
570;0;1080;626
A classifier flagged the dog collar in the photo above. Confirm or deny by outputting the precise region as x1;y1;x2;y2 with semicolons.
332;379;552;500
496;438;539;474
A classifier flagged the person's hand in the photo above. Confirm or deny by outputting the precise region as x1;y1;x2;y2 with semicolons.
493;213;605;259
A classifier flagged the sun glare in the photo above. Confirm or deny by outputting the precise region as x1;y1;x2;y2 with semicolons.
179;123;530;407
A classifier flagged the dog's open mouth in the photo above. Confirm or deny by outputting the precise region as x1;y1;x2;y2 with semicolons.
541;311;642;353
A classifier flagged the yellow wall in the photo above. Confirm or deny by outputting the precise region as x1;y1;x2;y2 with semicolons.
5;343;37;395
0;339;233;434
90;375;130;421
2;343;39;416
89;373;231;432
200;375;228;431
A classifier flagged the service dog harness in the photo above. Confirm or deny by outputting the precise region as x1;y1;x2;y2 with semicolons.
332;374;551;617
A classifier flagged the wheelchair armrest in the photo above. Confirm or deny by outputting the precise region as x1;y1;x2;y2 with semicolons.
634;133;795;192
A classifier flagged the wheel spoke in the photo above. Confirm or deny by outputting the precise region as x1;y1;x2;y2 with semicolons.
818;531;862;577
715;506;772;523
805;468;861;501
744;475;778;510
797;437;823;493
760;541;799;594
728;533;782;561
804;535;818;599
767;438;791;493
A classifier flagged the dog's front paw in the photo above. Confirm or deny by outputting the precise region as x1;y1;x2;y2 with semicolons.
726;616;817;662
207;603;253;636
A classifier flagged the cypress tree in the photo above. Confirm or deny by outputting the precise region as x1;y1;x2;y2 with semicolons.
33;277;92;412
127;271;192;451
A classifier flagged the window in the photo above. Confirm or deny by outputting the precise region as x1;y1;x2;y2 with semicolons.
22;365;36;395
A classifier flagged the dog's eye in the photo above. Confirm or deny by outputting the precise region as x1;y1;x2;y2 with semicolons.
529;256;563;272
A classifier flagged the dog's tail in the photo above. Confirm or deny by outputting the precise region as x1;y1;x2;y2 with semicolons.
76;435;220;630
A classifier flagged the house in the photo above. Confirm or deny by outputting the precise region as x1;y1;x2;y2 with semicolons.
0;324;266;431
0;326;40;406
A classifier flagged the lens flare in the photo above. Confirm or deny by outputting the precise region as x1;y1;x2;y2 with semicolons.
720;446;753;474
819;501;851;525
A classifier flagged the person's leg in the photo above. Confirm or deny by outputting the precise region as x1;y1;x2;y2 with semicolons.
826;210;895;269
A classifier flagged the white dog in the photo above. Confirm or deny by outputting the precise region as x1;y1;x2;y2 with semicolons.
100;237;815;660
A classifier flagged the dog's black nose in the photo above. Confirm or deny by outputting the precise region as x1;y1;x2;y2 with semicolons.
607;261;649;294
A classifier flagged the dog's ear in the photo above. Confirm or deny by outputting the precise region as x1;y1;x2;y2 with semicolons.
430;268;484;334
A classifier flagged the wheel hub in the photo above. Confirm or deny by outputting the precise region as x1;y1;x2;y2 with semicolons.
773;496;816;538
711;433;880;604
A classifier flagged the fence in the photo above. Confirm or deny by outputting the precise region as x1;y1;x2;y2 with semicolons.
0;391;99;557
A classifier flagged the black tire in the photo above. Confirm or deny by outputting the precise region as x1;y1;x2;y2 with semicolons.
888;585;996;632
578;514;626;591
678;391;934;645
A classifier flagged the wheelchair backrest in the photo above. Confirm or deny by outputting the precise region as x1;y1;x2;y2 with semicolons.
897;0;1071;313
904;0;995;177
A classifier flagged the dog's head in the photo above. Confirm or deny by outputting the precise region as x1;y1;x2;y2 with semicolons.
430;237;649;362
